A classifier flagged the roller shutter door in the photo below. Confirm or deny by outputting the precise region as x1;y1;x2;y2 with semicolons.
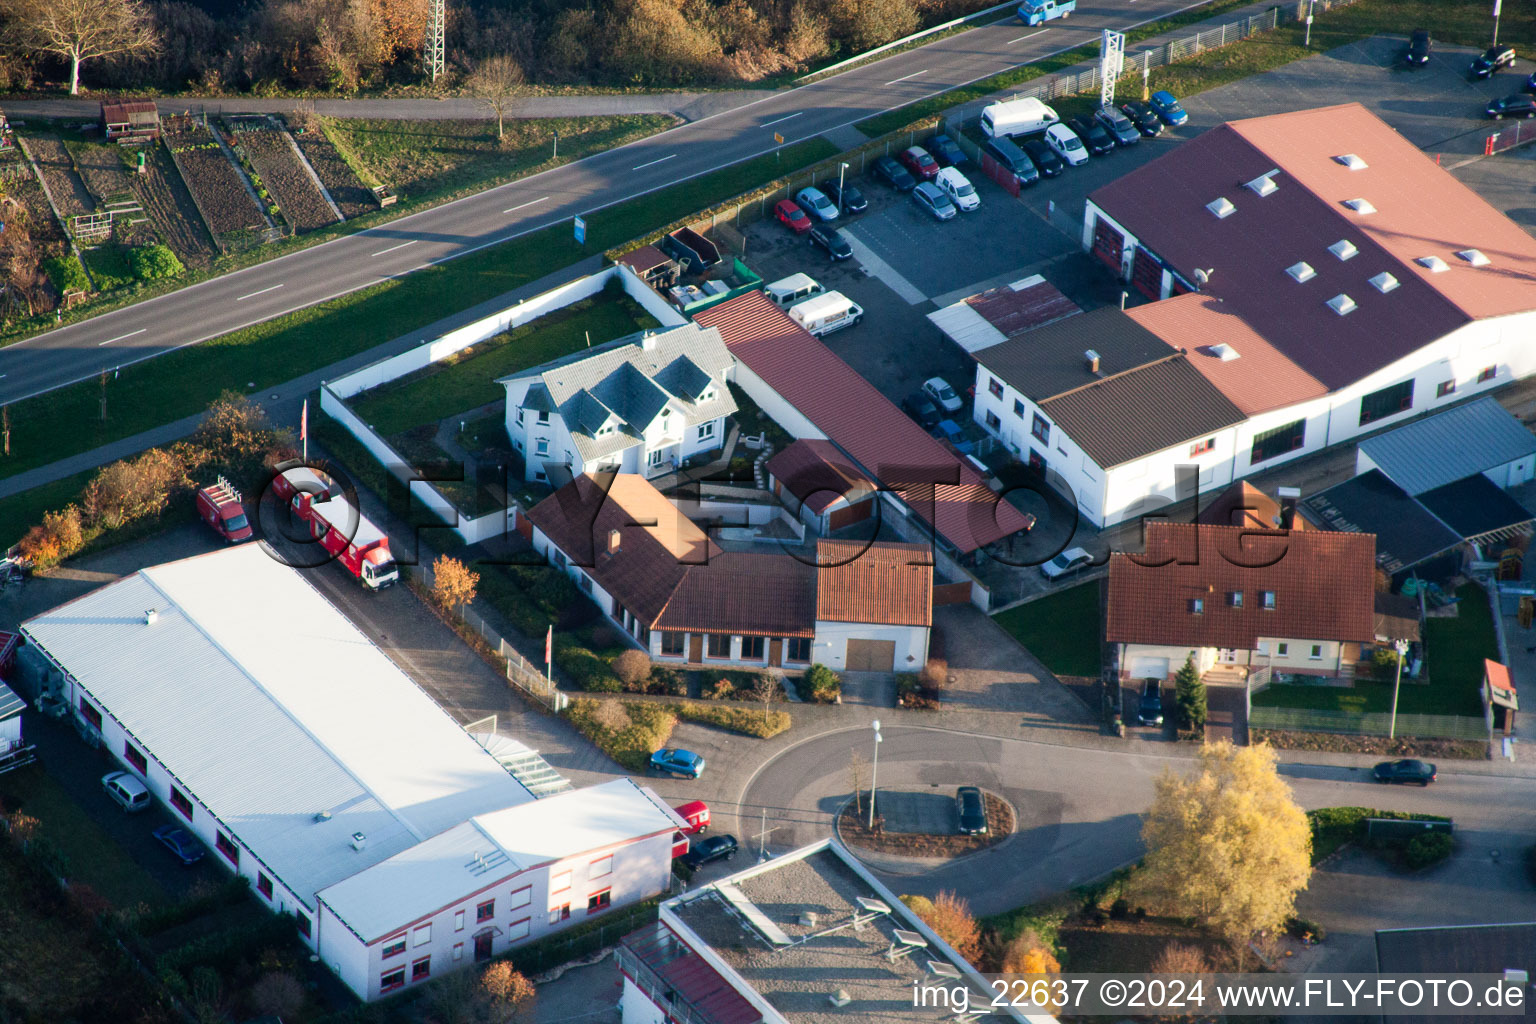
1091;218;1124;272
846;639;896;672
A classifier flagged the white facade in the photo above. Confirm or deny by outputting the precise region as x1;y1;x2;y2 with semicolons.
813;620;930;673
1119;637;1352;681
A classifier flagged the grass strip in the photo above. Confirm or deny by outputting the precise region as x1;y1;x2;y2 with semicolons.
992;581;1101;677
1307;806;1451;864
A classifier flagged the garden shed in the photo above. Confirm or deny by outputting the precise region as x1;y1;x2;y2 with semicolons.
101;100;160;143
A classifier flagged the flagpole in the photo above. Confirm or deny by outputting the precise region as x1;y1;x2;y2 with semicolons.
301;399;308;462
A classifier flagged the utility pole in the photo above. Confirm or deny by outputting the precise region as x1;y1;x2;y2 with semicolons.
868;719;882;829
1492;0;1503;46
753;810;779;863
99;370;108;421
425;0;446;83
1388;639;1410;740
1304;0;1316;47
2;405;9;457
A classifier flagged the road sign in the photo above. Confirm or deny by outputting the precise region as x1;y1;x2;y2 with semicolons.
773;132;785;145
573;216;586;245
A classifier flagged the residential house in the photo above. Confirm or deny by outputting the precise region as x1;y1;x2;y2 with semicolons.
1376;922;1536;1024
764;438;879;535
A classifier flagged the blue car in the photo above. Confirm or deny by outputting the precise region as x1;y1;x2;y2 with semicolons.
650;748;706;779
1149;90;1189;127
153;825;205;866
926;133;968;167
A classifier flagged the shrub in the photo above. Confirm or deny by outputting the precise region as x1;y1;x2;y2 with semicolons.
251;971;305;1019
798;663;840;703
430;554;479;613
649;666;687;696
42;255;90;294
1109;898;1129;920
901;892;981;963
1372;646;1403;681
555;645;621;692
897;674;938;709
706;677;737;700
1405;832;1454;870
128;244;184;281
591;700;633;733
918;658;948;691
1285;916;1327;942
1150;942;1210;975
612;649;653;690
675;702;791;738
563;698;676;771
587;623;619;650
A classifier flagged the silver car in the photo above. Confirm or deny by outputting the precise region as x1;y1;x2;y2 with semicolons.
795;186;839;222
1040;546;1093;580
912;182;958;221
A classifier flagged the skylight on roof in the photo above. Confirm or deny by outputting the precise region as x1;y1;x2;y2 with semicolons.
1206;196;1236;219
1328;239;1359;261
1369;272;1399;294
1417;255;1449;273
1286;261;1316;283
1209;343;1241;362
1344;198;1376;214
1245;172;1279;197
1334;153;1368;170
1327;294;1357;316
1457;248;1491;266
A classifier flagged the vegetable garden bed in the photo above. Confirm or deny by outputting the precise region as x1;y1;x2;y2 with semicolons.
163;118;264;238
68;141;212;264
229;122;338;232
288;117;376;219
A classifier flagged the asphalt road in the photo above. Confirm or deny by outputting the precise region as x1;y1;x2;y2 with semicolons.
0;0;1225;405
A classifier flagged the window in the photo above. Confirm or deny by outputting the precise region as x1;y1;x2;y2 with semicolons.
1437;380;1456;399
700;388;716;402
578;574;592;594
477;900;495;923
661;632;686;657
78;698;102;731
508;918;531;941
1479;365;1498;383
383;937;408;959
509;886;532;910
697;421;716;441
413;923;432;947
1013;399;1025;418
297;914;312;938
537;411;549;424
1031;413;1050;444
380;969;406;994
535;438;550;457
454;910;465;932
549;904;571;925
124;742;148;774
513;439;523;453
550;871;572;894
552;549;567;568
1276;643;1289;657
257;873;273;900
1261;591;1276;610
985;411;1001;430
453;943;464;961
1190;598;1204;615
1309;644;1323;660
412;956;431;982
706;634;731;659
1358;380;1413;425
588;889;612;914
590;855;613;878
215;831;239;867
162;786;191;822
786;637;812;662
1228;591;1243;608
988;377;1004;398
1190;437;1215;457
1251;419;1306;464
741;636;765;660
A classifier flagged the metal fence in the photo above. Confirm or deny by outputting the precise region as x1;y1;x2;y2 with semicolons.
1249;706;1489;741
1486;119;1536;156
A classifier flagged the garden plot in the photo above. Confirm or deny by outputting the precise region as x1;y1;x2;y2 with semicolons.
0;150;68;319
62;143;155;248
24;136;93;222
68;142;214;265
162;118;264;239
229;121;338;232
289;118;376;219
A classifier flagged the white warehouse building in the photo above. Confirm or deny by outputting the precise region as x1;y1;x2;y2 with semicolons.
18;544;683;1002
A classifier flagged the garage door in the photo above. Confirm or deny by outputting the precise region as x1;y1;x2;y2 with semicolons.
846;639;896;672
1091;218;1124;273
1130;247;1163;298
828;498;874;531
1127;656;1170;680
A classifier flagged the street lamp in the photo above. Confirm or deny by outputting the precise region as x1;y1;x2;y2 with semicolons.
1388;638;1410;740
1304;0;1316;47
1493;0;1503;46
868;719;883;829
838;162;850;214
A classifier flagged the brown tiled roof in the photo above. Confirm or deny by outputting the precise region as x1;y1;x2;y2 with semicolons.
966;276;1082;336
694;292;1033;554
814;540;932;627
976;305;1175;401
1374;591;1420;643
101;99;157;119
764;439;876;515
1127;294;1328;415
656;552;816;638
1106;523;1376;649
1197;481;1308;531
616;245;672;274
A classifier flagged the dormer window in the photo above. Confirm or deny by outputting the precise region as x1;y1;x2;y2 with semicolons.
1190;598;1205;615
699;388;716;402
1261;590;1275;610
1229;591;1243;608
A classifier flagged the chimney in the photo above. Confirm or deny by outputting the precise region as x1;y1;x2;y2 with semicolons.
351;831;367;852
1277;486;1301;530
1085;349;1101;374
608;528;622;554
144;609;159;625
641;330;657;351
313;810;332;824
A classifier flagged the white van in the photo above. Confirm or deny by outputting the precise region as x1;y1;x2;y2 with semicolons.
765;273;824;309
788;291;863;336
935;167;980;211
980;97;1060;138
102;771;151;812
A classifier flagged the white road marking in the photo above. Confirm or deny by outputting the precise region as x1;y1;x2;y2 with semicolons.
762;112;802;127
886;69;930;85
370;240;418;257
236;284;284;301
1007;29;1048;43
839;231;928;305
504;196;549;213
632;154;677;171
99;328;147;347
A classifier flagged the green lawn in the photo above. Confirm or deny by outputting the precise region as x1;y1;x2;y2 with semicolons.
0;469;94;544
992;581;1102;677
79;244;136;292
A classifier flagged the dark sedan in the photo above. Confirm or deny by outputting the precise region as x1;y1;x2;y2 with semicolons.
820;178;867;213
1120;100;1164;137
1487;94;1536;119
680;834;739;869
956;787;988;835
1066;115;1115;156
871;155;917;192
1471;44;1515;79
1373;759;1437;785
926;133;968;167
153;825;205;866
1138;679;1164;727
809;225;853;261
1405;29;1431;66
901;391;942;430
1021;138;1064;177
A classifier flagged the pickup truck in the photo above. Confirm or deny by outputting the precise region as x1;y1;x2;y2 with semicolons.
1017;0;1073;25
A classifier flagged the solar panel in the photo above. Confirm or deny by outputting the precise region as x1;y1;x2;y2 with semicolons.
718;883;792;946
857;897;892;914
893;929;927;948
927;961;961;978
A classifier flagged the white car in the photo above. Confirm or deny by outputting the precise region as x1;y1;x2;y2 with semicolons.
912;182;958;221
934;167;980;212
1044;123;1089;167
1040;546;1093;580
795;187;838;222
922;376;963;413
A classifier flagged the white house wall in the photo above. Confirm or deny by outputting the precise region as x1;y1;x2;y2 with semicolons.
730;362;826;442
812;620;929;672
317;908;371;1002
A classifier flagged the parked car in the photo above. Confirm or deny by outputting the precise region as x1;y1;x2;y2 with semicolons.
795;186;839;222
897;145;941;181
680;834;739;869
153;825;205;866
1040;546;1093;581
1066;115;1115;156
927;133;968;167
982;136;1040;187
674;800;711;834
1044;123;1089;166
650;748;706;778
934;167;980;211
809;225;854;261
923;377;963;413
1095;105;1141;146
1487;94;1536;119
1137;680;1164;727
1471;44;1515;79
1526;71;1536;93
1149;90;1189;126
773;199;812;234
1120;100;1164;137
1021;138;1065;177
1373;759;1437;785
872;154;917;191
1405;28;1431;66
902;391;943;429
912;181;958;221
821;178;867;213
956;786;988;835
102;771;151;812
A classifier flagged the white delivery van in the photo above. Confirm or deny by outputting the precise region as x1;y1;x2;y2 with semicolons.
979;96;1060;138
765;273;824;308
788;291;863;336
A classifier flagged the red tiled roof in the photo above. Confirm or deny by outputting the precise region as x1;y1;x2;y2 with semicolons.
966;276;1081;336
764;439;876;515
1106;523;1376;649
814;540;933;627
1486;659;1515;693
657;552;816;637
695;292;1033;554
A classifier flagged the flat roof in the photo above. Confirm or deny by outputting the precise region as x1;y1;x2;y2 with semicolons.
927;275;1081;356
1299;470;1461;575
1359;396;1536;496
1416;473;1535;540
22;544;533;908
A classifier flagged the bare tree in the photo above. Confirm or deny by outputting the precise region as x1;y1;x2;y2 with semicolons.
467;54;526;142
849;750;866;816
1;0;158;95
750;670;782;729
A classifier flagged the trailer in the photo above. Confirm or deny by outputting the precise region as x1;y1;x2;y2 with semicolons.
273;468;398;590
101;99;160;144
660;226;720;273
0;635;36;777
196;476;253;543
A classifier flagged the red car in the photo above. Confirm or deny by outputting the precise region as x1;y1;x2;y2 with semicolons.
774;199;812;234
898;146;941;181
674;800;710;834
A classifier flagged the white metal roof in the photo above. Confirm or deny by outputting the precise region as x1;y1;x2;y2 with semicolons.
22;544;532;908
0;680;22;722
318;779;685;940
1359;396;1536;496
927;300;1005;355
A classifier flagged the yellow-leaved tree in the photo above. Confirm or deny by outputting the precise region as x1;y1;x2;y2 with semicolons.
1138;741;1311;948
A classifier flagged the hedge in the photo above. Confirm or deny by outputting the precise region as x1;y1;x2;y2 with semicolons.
564;698;677;771
676;702;790;739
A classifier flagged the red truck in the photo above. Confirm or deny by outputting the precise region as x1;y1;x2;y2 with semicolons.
196;477;253;543
272;467;399;590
